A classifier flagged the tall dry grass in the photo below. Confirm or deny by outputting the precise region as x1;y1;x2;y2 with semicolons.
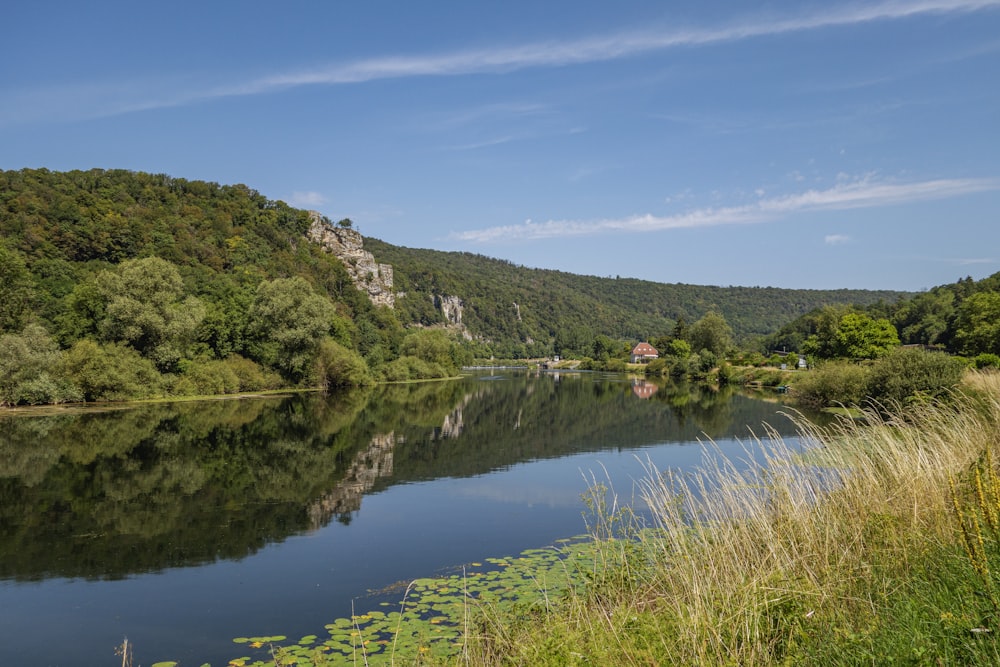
463;372;1000;665
635;375;1000;663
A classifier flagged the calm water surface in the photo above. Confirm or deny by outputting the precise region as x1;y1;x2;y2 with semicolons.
0;371;809;666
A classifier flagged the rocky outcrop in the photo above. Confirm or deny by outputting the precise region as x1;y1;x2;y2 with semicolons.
307;211;395;308
435;294;464;325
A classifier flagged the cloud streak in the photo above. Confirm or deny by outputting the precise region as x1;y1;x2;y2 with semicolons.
288;191;327;207
451;177;1000;242
4;0;999;124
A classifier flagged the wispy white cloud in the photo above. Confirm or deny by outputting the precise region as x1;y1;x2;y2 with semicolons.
825;234;851;245
4;0;998;124
288;191;327;207
441;136;516;151
451;176;1000;242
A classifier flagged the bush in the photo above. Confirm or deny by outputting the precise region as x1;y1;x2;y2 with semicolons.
974;353;1000;370
0;324;82;406
604;358;628;373
222;355;283;391
792;361;870;409
697;350;718;373
382;355;448;382
173;359;242;396
867;347;965;406
645;357;669;376
312;338;373;389
717;362;734;385
60;340;163;402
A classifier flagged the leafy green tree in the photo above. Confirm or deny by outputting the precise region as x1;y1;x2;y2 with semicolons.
867;347;965;406
400;329;460;373
60;339;163;402
689;312;733;357
667;339;692;358
672;316;689;342
0;324;81;406
247;277;341;382
555;325;594;358
591;335;616;361
953;292;1000;356
832;312;899;360
56;279;105;344
312;338;373;389
95;257;205;370
0;242;35;333
892;289;955;347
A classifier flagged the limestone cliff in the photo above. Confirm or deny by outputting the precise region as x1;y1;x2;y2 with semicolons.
435;294;464;325
307;211;395;308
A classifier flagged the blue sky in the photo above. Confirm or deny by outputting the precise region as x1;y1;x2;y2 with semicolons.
3;1;999;291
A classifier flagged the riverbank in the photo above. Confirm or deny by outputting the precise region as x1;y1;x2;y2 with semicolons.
236;371;1000;666
455;371;1000;665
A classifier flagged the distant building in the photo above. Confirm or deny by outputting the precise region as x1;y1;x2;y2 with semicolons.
630;342;659;364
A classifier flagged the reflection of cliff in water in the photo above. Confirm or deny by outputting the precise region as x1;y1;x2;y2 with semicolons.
0;373;805;580
308;432;395;527
376;373;804;487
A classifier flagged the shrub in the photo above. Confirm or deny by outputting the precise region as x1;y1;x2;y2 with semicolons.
604;358;627;373
974;353;1000;370
697;350;718;373
312;338;373;389
382;355;447;382
222;355;283;391
645;357;669;376
174;359;242;396
867;347;965;406
792;361;870;409
0;324;82;406
59;340;163;402
717;362;734;385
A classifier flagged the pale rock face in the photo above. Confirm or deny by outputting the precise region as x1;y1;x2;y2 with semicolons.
435;294;464;325
306;212;395;308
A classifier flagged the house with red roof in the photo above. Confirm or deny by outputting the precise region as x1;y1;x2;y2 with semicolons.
629;342;659;364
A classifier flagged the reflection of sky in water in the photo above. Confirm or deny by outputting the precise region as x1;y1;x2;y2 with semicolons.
442;434;799;510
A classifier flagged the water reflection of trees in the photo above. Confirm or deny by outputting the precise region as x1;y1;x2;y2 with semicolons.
0;375;799;580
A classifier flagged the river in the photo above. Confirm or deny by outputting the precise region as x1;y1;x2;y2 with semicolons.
0;371;809;666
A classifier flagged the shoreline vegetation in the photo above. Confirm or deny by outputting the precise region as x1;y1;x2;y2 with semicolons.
206;370;1000;666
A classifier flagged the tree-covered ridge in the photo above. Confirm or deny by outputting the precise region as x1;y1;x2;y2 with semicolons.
0;166;921;406
364;238;910;357
0;168;462;405
763;272;1000;362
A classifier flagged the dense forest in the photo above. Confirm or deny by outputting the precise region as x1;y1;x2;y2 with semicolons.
365;239;909;358
2;167;992;407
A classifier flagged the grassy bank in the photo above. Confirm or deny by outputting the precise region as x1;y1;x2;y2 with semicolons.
224;372;1000;666
455;372;1000;665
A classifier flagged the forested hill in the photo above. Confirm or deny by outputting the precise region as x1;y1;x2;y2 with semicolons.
364;238;910;356
0;167;911;363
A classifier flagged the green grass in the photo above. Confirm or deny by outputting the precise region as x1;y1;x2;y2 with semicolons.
455;371;1000;665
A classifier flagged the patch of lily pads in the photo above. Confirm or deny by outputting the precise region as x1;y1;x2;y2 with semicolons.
226;535;610;666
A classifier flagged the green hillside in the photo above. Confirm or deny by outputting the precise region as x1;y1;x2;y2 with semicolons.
0;167;916;405
365;239;910;357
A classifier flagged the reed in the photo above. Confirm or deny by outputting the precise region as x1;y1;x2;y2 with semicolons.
460;372;1000;665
